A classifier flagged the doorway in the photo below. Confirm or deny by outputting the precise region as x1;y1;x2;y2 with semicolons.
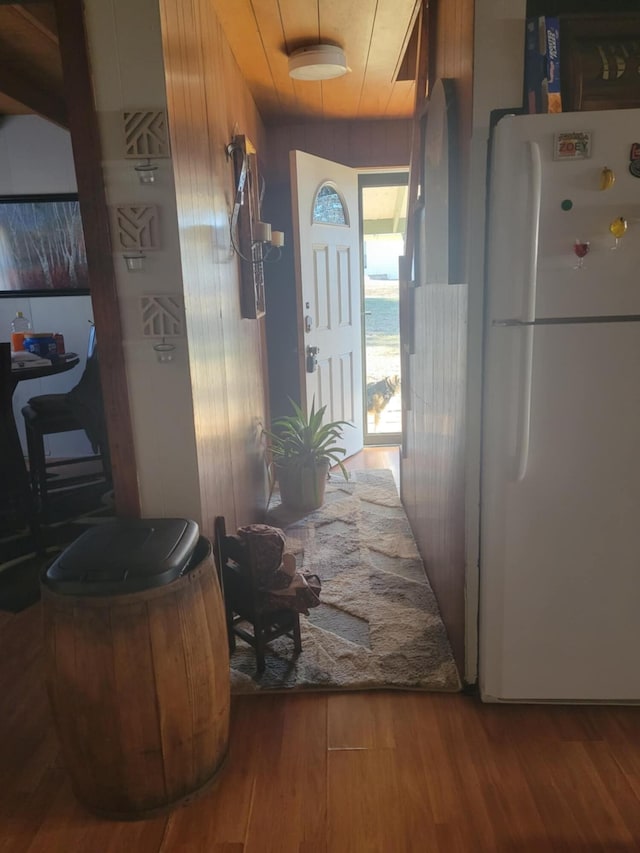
359;172;408;445
0;0;138;543
286;157;408;455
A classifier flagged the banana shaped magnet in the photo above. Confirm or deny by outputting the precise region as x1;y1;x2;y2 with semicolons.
600;166;616;191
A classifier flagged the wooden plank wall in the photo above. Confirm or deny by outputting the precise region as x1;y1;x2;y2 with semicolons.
401;0;474;674
158;0;269;533
265;119;412;184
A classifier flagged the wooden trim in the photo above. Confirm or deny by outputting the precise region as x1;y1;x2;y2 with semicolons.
13;5;59;43
401;1;431;458
0;5;65;126
53;0;140;517
0;62;66;128
394;5;421;82
405;0;431;272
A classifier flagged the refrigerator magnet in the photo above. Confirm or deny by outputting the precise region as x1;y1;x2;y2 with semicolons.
629;143;640;178
553;131;592;160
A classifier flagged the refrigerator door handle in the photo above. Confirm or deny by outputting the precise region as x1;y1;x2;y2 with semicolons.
522;141;542;324
511;141;541;482
514;325;534;481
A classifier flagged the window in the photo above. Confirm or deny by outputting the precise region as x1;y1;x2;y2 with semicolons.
312;183;348;225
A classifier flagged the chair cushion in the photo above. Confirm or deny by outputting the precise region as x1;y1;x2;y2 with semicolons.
26;393;73;416
21;400;81;434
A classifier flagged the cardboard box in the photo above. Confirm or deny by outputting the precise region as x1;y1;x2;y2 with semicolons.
525;16;562;114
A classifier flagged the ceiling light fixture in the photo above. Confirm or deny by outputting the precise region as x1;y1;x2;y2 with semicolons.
288;44;348;81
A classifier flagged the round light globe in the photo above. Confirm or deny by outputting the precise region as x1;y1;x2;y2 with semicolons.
288;45;348;81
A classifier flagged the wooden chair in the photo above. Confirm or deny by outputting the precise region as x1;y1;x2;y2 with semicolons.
214;516;302;672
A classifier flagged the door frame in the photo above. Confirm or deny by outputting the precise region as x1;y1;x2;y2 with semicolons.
358;169;408;447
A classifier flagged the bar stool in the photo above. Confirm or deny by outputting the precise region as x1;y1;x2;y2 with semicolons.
21;328;109;513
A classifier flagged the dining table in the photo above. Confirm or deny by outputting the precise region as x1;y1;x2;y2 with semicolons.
1;341;80;542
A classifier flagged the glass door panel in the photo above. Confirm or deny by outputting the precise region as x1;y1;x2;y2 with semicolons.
360;177;407;442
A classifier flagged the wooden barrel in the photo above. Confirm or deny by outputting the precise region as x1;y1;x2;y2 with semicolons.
41;537;230;819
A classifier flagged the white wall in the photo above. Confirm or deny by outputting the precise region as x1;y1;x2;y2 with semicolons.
82;0;201;522
0;115;77;193
0;116;94;459
464;0;528;682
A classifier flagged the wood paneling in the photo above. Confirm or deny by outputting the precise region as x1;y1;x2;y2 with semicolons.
5;602;640;850
402;283;467;670
401;0;474;675
318;0;377;120
265;118;411;183
210;0;419;123
158;0;269;534
432;0;474;283
0;4;66;126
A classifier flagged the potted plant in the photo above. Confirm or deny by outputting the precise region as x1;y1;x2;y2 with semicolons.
265;398;350;511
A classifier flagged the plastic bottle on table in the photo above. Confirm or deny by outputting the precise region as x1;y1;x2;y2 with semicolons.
11;311;31;352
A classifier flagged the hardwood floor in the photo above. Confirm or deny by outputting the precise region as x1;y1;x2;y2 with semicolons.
2;601;640;851
339;445;400;491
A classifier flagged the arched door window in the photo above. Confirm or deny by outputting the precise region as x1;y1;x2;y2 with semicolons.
312;182;349;226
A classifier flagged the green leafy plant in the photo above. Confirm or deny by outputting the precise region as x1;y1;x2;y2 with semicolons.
265;397;351;484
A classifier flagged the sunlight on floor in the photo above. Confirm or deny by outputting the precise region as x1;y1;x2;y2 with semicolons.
338;446;400;492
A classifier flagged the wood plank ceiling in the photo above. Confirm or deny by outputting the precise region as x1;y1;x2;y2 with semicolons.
0;1;420;127
210;0;420;123
0;3;66;127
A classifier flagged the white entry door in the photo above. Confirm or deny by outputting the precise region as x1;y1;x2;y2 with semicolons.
290;150;363;459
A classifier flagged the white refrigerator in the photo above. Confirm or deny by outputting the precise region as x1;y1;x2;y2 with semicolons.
479;108;640;703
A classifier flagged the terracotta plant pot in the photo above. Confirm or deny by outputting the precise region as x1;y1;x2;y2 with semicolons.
276;458;331;511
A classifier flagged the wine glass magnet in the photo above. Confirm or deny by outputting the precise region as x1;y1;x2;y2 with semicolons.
573;239;590;270
609;216;628;250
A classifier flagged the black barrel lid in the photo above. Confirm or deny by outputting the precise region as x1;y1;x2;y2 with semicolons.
43;518;200;596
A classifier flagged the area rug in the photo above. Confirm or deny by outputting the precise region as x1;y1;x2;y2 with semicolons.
229;469;461;693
